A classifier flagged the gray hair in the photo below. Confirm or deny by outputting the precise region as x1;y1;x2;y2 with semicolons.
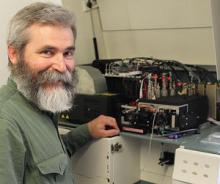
7;2;77;62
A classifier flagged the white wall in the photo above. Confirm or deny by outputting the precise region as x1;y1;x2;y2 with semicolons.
211;0;220;80
96;0;215;65
0;0;62;86
61;0;216;66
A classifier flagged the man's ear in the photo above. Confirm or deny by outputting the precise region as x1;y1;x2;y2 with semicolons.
8;46;18;65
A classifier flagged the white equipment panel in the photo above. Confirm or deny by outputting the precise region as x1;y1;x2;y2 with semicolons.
72;136;140;184
173;147;220;184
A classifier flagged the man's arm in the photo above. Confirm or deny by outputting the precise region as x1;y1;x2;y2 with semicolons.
61;123;93;156
61;115;120;156
0;118;26;184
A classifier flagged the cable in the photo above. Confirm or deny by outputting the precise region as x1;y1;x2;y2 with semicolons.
147;108;158;156
139;74;148;98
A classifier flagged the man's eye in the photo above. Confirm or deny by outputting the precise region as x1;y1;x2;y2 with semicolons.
64;50;74;59
41;50;54;57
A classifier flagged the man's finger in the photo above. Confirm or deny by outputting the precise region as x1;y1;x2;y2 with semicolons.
101;129;120;137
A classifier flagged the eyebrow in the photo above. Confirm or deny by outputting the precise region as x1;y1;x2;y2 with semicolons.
37;45;75;52
65;46;75;51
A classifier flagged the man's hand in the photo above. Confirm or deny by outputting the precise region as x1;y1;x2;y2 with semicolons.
88;115;120;138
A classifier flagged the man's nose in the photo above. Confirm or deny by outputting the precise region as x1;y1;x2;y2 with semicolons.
52;54;67;73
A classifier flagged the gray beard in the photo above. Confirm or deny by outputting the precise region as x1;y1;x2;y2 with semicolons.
11;61;77;113
37;81;74;113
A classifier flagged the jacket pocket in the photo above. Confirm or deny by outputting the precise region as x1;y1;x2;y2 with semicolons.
37;153;68;180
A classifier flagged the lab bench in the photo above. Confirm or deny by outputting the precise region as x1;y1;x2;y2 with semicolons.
120;124;220;154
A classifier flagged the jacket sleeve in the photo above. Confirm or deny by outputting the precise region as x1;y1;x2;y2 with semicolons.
0;118;26;184
61;124;93;157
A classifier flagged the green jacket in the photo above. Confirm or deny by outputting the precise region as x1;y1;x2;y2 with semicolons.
0;78;93;184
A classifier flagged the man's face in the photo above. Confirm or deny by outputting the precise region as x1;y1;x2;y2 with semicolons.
24;24;75;85
10;24;77;113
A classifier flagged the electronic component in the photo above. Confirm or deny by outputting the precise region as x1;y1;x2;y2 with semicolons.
74;58;213;134
120;105;154;134
60;93;120;124
120;95;208;134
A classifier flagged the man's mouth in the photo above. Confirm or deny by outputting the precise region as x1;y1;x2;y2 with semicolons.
42;80;64;90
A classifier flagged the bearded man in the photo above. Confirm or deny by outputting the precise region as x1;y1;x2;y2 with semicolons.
0;2;119;184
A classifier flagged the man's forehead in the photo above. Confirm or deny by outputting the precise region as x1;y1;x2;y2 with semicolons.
26;24;75;49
